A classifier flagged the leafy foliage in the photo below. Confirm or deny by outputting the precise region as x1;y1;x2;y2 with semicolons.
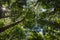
0;0;60;40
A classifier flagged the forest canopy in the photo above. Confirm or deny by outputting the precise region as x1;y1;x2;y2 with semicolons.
0;0;60;40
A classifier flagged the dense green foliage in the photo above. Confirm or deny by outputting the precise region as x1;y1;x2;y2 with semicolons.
0;0;60;40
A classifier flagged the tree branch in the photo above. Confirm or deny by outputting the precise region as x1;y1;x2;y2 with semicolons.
34;0;40;6
38;19;60;28
0;16;12;19
0;17;25;33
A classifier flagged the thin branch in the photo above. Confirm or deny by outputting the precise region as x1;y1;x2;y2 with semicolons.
0;16;11;19
0;16;17;19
